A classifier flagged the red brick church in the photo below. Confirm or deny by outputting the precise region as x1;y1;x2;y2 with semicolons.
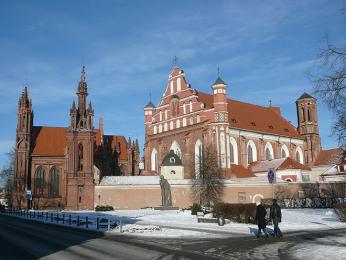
13;66;139;210
144;66;322;180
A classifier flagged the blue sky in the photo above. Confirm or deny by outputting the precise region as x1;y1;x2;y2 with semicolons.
0;0;345;168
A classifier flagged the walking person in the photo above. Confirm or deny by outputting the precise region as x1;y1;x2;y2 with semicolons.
255;201;269;239
270;199;282;238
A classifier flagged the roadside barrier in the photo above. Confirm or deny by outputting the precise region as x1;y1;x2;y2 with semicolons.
1;209;122;232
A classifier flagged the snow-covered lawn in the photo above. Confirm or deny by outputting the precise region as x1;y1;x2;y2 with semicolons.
63;208;346;238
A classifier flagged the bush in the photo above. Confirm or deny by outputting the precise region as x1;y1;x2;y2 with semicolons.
190;203;202;215
95;205;114;211
213;203;256;223
334;202;346;222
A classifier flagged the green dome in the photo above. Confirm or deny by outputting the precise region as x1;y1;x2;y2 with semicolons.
144;101;155;108
213;76;226;86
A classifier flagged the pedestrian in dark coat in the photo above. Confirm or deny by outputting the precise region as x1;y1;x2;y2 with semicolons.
255;201;268;238
270;199;282;238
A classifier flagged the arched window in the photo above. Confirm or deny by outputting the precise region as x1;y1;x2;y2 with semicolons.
164;110;168;120
230;136;239;164
264;142;274;160
301;107;305;122
189;101;193;112
177;78;181;92
182;118;187;127
197;115;200;123
176;119;180;128
247;140;257;164
170;141;182;159
151;149;158;172
170;121;174;130
307;108;311;122
153;125;157;134
159;111;162;121
35;167;45;195
195;139;203;178
295;147;304;164
170;80;174;94
230;142;234;163
183;103;186;114
49;167;59;197
248;145;253;164
78;143;83;171
281;144;289;158
158;124;162;133
164;123;168;131
190;117;193;125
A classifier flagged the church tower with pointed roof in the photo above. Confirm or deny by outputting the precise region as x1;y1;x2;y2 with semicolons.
211;75;230;168
14;86;33;208
296;92;321;165
66;65;95;210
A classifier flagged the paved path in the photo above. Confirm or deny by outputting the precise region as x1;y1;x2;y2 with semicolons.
1;214;346;259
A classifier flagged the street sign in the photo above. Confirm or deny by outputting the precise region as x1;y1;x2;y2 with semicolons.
267;169;275;184
26;190;32;201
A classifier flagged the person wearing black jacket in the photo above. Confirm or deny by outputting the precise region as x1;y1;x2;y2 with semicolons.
270;199;282;238
255;201;268;239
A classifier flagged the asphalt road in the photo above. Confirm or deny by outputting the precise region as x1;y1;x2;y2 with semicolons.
1;214;346;260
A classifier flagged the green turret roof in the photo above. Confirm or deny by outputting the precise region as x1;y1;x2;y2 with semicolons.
213;76;226;86
144;101;155;108
297;92;315;101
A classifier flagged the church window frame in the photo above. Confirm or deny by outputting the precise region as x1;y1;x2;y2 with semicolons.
35;166;45;196
195;139;203;179
229;137;238;164
151;148;158;172
264;142;274;160
182;118;187;127
247;140;257;164
295;146;304;164
49;166;59;198
281;144;289;158
176;119;180;128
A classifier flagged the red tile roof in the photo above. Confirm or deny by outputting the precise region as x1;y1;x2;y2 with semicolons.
313;148;345;166
197;91;302;139
31;126;128;160
249;157;311;173
225;164;256;178
31;126;67;156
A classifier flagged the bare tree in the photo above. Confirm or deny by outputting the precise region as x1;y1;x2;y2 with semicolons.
312;7;346;148
192;144;224;207
0;148;15;208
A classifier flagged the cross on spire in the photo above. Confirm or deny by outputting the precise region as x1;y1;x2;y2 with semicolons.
217;65;220;77
149;91;152;102
173;56;178;66
81;65;86;82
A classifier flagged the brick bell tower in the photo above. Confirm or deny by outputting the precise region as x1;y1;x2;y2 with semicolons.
66;65;95;210
211;75;231;168
296;92;321;165
14;86;33;209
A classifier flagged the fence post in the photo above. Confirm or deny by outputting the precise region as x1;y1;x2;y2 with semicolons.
96;217;99;230
107;216;110;231
56;213;59;223
86;216;88;228
120;217;123;233
77;216;79;226
51;212;53;222
46;212;48;221
69;215;71;225
33;211;35;219
62;214;65;224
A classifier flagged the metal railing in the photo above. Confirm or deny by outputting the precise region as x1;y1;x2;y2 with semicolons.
1;209;122;232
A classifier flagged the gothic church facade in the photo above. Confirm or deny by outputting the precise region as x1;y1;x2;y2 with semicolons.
13;66;139;210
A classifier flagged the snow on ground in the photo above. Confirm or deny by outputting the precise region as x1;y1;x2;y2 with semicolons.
65;208;346;238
